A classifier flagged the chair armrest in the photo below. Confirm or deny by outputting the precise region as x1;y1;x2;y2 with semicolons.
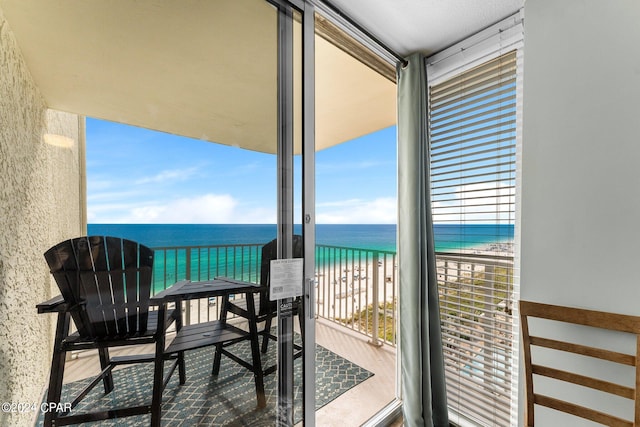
36;294;69;313
227;299;252;318
167;307;180;328
147;308;178;334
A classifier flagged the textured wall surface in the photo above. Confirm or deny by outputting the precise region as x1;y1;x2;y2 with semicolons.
0;9;82;427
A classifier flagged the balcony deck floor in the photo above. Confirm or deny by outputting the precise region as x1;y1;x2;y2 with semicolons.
60;318;397;426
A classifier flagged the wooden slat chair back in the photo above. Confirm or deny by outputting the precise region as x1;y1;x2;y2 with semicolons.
44;235;154;339
38;236;184;427
520;300;640;426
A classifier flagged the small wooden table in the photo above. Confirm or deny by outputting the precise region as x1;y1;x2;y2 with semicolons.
151;278;266;407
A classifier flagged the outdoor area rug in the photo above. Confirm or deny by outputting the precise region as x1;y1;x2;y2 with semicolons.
37;339;373;426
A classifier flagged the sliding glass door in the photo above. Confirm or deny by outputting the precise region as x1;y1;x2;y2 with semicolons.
270;1;316;425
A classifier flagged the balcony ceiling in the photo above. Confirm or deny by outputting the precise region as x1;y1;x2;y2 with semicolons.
0;0;522;153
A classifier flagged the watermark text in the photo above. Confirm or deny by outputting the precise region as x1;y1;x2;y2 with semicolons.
1;402;72;414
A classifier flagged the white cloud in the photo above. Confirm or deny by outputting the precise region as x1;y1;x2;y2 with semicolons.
316;197;397;224
88;193;278;224
135;167;199;185
130;194;238;223
87;190;144;202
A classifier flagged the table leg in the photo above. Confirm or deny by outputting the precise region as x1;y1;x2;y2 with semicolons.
174;301;186;384
211;296;228;375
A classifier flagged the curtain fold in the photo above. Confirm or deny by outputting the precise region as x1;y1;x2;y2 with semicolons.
397;52;449;427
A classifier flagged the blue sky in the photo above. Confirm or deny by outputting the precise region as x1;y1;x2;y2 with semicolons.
86;118;397;224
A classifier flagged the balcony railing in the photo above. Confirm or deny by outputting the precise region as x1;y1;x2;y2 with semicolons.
150;243;399;346
150;244;514;352
151;243;263;324
314;245;397;346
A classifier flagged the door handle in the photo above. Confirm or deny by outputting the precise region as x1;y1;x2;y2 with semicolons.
306;278;315;320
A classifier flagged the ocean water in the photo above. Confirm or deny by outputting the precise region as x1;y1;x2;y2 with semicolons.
87;223;514;253
87;223;513;292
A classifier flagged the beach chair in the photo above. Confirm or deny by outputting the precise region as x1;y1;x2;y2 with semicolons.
520;300;640;426
37;236;184;427
216;235;303;375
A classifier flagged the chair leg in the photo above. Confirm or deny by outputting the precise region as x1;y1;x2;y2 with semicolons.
174;310;186;385
150;303;168;427
298;308;303;338
261;316;273;354
296;311;304;357
250;335;266;408
98;348;114;393
178;351;186;385
246;295;266;407
150;340;164;427
211;343;223;376
44;312;70;427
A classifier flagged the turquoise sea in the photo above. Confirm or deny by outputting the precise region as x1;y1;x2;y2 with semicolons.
87;223;514;253
87;223;513;292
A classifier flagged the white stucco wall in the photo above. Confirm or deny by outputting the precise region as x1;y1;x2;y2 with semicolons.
0;9;83;427
521;0;640;424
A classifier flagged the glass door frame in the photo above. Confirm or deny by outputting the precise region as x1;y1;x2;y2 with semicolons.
268;0;315;425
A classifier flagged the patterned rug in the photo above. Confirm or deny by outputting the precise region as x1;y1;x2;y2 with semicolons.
38;339;373;426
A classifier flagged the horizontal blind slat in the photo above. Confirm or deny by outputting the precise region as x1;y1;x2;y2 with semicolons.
431;53;517;94
431;74;517;110
434;185;515;199
431;58;517;103
432;135;515;158
431;160;515;179
432;130;515;153
432;86;516;122
431;124;516;148
432;173;515;190
430;96;516;133
431;149;516;172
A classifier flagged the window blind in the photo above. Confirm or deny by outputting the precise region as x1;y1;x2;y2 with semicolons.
428;50;519;427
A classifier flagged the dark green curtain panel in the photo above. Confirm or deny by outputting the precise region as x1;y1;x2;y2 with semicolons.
397;52;448;427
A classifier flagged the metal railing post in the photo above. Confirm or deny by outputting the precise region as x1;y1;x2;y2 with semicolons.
185;248;191;325
482;262;495;392
369;252;382;347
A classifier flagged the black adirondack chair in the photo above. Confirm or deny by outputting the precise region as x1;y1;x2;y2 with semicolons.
37;236;185;426
214;236;303;375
